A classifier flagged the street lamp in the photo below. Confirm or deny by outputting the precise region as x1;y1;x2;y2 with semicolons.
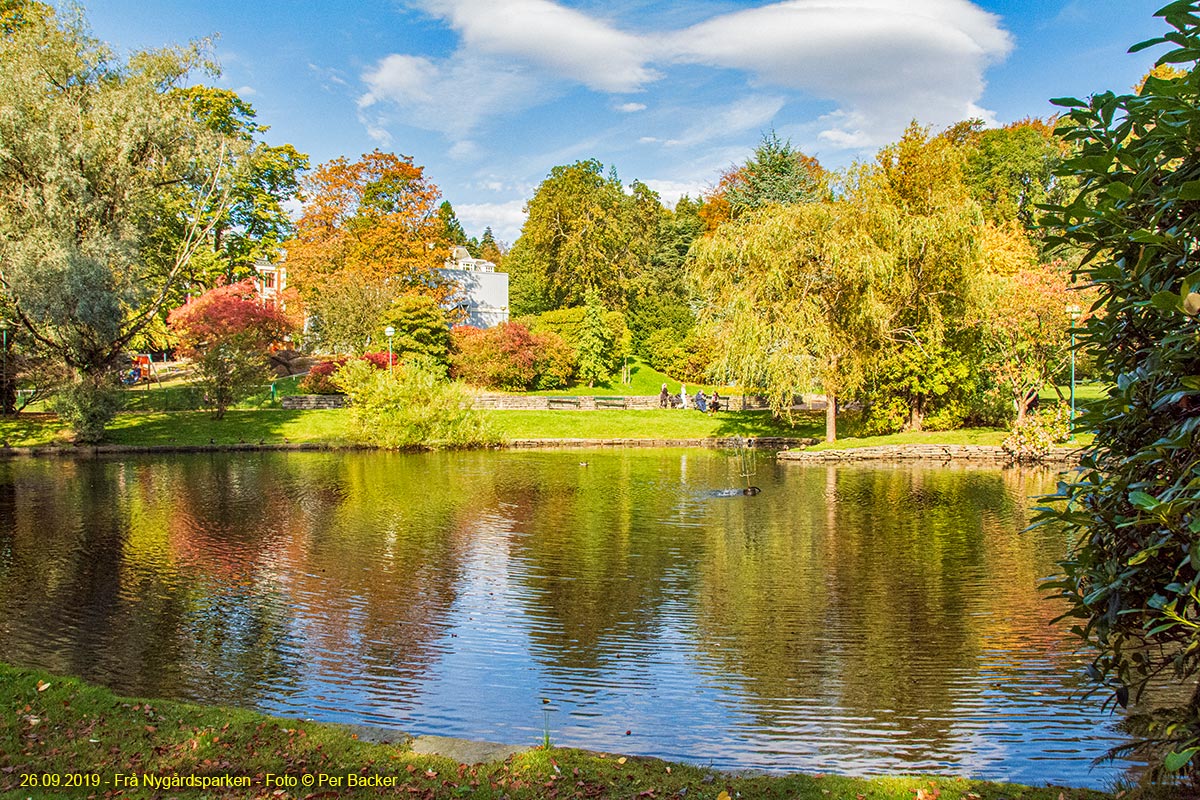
384;326;395;375
1066;304;1082;435
0;319;9;416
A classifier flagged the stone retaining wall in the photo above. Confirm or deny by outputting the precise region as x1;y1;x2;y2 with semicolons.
279;392;832;412
470;393;828;411
281;395;346;410
472;394;668;410
777;444;1084;466
508;436;817;449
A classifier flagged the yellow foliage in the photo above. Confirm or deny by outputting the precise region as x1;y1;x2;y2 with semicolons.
979;220;1037;275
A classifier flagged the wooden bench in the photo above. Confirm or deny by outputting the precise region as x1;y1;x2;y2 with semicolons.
594;396;627;409
547;396;581;409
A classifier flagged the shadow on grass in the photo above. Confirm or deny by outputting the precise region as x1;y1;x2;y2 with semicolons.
708;409;826;439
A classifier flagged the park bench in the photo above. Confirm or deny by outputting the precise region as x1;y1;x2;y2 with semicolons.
547;396;581;409
594;396;628;409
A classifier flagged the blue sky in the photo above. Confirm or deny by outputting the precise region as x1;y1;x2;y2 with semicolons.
79;0;1165;242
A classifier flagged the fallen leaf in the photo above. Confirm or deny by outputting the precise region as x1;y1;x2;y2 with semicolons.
36;681;50;692
617;757;627;765
717;792;731;800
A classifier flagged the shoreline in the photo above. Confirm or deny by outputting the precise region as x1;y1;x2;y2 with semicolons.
0;662;1122;799
0;436;818;458
778;443;1084;466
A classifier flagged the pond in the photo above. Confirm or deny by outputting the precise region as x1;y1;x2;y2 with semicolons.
0;449;1127;788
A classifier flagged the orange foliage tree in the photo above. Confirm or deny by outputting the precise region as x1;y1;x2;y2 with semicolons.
286;150;447;293
973;262;1087;422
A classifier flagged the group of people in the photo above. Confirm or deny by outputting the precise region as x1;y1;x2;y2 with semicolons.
659;383;722;412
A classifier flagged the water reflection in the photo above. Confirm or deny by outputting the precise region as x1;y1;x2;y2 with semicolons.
0;451;1126;787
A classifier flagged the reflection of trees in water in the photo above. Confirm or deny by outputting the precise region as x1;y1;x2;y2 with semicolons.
691;464;1067;750
496;452;708;676
0;452;477;708
268;452;472;690
0;460;140;688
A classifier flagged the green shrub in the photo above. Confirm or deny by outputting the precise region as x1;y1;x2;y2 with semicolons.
527;305;629;378
333;357;497;450
1001;405;1069;463
55;373;121;444
1039;7;1200;780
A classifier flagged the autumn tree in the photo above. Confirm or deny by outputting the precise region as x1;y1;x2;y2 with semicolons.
167;279;294;418
974;262;1082;421
959;118;1068;230
286;150;446;293
180;87;308;282
690;195;892;441
304;272;392;355
0;2;245;440
857;122;985;433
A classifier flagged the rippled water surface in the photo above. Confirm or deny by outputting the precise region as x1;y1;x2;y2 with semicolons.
0;450;1129;787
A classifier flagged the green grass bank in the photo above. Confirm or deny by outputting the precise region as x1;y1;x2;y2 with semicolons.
0;408;821;450
1;662;1155;800
0;406;1097;452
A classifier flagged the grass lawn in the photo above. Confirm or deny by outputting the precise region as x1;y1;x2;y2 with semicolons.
0;662;1140;800
1;406;1094;451
0;410;349;448
103;409;350;446
805;426;1011;451
489;409;821;440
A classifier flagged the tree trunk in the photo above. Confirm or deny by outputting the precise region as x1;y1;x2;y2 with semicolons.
825;389;837;443
1015;390;1032;423
908;394;924;431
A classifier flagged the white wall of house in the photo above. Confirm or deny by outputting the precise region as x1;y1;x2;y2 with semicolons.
438;246;509;328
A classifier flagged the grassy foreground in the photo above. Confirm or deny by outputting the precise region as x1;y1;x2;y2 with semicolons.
0;662;1141;800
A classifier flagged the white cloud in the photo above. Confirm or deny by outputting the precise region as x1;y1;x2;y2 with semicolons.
308;63;350;91
358;51;548;151
362;0;1013;156
665;0;1013;148
234;85;257;97
640;179;707;207
416;0;658;92
455;199;529;242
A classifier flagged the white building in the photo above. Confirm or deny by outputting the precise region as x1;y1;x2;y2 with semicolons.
253;255;287;308
438;246;509;328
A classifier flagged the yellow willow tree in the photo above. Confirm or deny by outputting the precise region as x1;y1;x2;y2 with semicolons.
689;190;895;442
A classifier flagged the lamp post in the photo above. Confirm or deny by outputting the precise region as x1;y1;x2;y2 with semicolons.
1066;304;1082;435
0;320;7;415
384;326;395;376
